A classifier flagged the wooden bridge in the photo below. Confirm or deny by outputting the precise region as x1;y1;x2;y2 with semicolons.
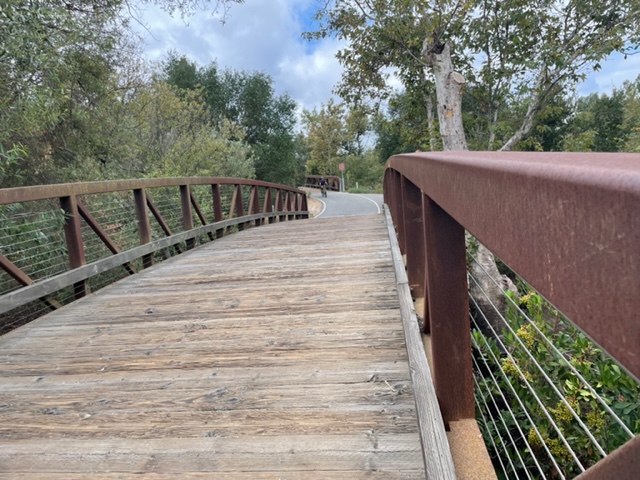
0;214;438;478
1;152;639;479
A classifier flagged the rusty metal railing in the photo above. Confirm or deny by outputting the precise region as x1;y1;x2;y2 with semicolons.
0;177;308;330
383;151;640;479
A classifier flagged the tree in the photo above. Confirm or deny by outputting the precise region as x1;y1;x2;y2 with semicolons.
163;57;299;185
374;90;439;160
562;91;626;152
302;100;348;175
621;75;640;152
307;0;640;152
0;0;245;187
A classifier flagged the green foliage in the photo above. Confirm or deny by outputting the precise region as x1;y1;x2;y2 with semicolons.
163;55;299;185
126;81;255;179
562;91;627;152
374;90;440;160
619;76;640;152
302;99;348;175
343;150;384;192
308;0;640;151
474;284;640;478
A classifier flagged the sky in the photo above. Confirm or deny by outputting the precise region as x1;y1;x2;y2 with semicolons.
131;0;640;115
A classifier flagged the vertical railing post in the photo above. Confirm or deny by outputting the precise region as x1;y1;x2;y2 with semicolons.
263;187;274;224
402;178;426;301
211;184;224;238
60;194;88;298
396;173;408;255
248;185;261;226
423;194;474;423
180;185;195;250
300;193;309;219
275;190;285;222
284;190;293;220
134;188;152;269
229;184;245;231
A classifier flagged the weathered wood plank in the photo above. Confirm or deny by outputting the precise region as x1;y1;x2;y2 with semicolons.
0;215;428;478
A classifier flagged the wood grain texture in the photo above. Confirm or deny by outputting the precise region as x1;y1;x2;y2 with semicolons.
0;215;426;478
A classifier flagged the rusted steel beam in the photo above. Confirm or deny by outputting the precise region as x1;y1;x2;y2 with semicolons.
0;253;61;310
575;435;640;480
0;177;306;205
287;192;295;221
275;190;285;222
299;193;309;219
60;195;88;299
402;177;426;299
385;151;640;381
180;185;195;250
190;191;214;241
229;185;245;231
211;184;224;238
263;187;274;224
420;195;432;334
77;201;136;276
248;185;261;227
134;188;152;269
423;194;474;422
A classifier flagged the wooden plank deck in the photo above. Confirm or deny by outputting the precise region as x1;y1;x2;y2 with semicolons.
0;214;425;478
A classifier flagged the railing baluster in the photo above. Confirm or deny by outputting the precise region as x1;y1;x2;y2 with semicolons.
402;178;426;302
275;189;284;222
423;194;474;423
229;184;245;230
263;187;274;224
60;195;88;298
248;185;260;227
211;183;224;238
134;188;152;269
180;185;195;250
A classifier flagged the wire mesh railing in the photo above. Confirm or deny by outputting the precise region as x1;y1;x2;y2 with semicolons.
468;241;639;479
0;178;308;334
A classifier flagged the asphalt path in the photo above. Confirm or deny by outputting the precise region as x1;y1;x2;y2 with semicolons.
311;191;384;218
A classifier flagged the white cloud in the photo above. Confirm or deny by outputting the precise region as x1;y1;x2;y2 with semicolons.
577;51;640;95
132;0;342;114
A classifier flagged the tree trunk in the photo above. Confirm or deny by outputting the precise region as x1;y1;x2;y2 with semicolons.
422;38;513;334
422;42;468;151
499;71;546;151
425;94;437;151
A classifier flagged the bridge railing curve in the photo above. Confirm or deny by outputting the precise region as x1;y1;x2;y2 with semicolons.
384;151;640;479
0;177;308;331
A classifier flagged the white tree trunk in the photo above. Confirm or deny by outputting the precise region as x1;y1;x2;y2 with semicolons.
422;42;468;151
425;94;436;151
499;71;546;151
422;39;514;332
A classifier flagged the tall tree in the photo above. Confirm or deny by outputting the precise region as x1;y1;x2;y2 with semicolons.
621;76;640;152
302;100;348;175
307;0;640;151
163;58;299;185
0;0;244;187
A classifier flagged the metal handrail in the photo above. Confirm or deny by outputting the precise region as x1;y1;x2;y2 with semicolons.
383;150;640;479
0;177;308;321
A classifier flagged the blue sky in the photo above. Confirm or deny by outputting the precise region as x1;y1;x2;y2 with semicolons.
132;0;640;114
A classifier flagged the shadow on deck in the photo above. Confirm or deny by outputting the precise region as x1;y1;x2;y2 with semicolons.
0;215;426;479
